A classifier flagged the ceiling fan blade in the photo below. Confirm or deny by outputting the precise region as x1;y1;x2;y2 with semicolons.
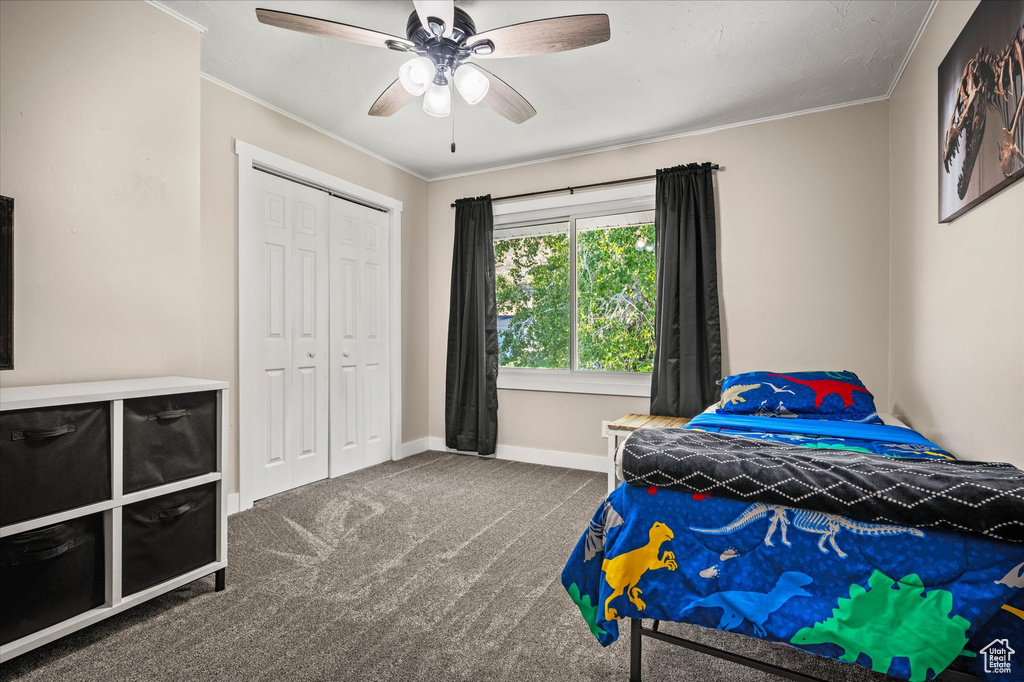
475;66;536;124
256;8;414;51
369;79;414;117
469;14;610;59
413;0;454;38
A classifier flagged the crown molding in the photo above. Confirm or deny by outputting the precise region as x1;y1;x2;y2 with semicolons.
886;0;938;98
144;1;207;33
427;94;889;182
201;73;430;182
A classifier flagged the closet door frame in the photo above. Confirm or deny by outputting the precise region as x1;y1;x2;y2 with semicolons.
235;140;403;512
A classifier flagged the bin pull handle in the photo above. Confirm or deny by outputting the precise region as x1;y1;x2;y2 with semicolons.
11;424;77;441
149;409;191;421
155;502;195;521
8;538;78;565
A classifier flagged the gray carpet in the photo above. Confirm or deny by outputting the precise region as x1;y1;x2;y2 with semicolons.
1;452;894;682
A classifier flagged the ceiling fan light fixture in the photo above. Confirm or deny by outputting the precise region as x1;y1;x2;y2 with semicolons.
422;81;452;117
399;56;435;96
454;64;489;105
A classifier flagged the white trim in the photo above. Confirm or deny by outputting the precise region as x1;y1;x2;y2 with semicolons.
234;140;404;213
886;0;938;98
498;368;651;397
227;493;240;516
0;376;228;411
427;95;888;182
398;438;431;460
206;69;890;182
206;74;429;182
492;183;656;222
143;1;207;33
494;187;657;396
235;141;404;513
427;437;607;473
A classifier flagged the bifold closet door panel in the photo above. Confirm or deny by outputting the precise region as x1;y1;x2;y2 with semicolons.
123;391;217;493
121;483;217;596
0;514;106;645
0;403;111;525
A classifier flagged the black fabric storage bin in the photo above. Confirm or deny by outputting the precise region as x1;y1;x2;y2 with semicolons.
0;403;111;525
123;391;217;493
122;483;216;596
0;515;105;645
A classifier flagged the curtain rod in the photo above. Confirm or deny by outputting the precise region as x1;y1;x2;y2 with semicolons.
449;165;722;208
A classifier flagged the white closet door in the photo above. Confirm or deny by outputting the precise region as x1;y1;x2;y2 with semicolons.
329;197;391;476
251;172;330;501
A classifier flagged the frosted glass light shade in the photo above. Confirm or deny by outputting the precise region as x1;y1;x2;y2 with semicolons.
454;64;489;105
422;81;451;117
399;57;435;96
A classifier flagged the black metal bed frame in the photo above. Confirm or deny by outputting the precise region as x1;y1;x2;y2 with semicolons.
628;618;982;682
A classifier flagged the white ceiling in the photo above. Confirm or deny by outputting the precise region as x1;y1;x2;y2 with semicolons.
157;0;932;180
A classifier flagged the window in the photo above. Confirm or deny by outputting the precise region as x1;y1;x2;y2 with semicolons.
495;221;570;369
493;190;656;396
575;212;656;372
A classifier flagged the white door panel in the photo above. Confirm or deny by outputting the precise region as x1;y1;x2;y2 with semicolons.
251;172;330;501
330;197;391;476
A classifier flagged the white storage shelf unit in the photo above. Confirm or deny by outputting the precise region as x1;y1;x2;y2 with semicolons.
0;377;229;662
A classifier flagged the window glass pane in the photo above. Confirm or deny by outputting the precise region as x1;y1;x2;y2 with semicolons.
494;222;570;369
576;210;656;372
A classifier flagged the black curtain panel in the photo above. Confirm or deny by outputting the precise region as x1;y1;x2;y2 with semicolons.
445;195;499;456
650;162;722;417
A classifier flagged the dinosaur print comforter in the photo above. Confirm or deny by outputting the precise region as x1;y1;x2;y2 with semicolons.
562;419;1024;682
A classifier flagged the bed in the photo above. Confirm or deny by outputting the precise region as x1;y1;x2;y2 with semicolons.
562;374;1024;682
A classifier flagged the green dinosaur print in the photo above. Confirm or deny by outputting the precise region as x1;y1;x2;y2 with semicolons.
791;570;971;682
567;582;608;639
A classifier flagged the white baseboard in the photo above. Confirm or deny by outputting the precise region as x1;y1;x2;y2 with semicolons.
398;437;431;460
227;493;240;516
425;437;606;473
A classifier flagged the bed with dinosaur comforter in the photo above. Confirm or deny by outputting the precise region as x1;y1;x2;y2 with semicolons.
561;414;1024;682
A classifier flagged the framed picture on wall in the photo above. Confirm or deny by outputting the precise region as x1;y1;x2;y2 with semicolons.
0;195;11;370
938;1;1024;223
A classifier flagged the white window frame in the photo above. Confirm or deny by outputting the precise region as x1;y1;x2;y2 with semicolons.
493;182;655;397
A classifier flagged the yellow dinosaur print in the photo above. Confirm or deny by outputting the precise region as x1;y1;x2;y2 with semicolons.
1002;604;1024;622
601;522;678;620
720;383;761;407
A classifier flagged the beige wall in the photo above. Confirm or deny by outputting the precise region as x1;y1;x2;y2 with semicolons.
7;0;1013;483
0;0;202;387
426;101;893;458
889;0;1024;467
200;79;430;494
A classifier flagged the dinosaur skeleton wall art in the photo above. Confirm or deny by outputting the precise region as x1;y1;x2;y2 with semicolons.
938;2;1024;222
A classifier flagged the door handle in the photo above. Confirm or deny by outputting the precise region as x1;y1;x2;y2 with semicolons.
343;351;350;358
307;352;316;358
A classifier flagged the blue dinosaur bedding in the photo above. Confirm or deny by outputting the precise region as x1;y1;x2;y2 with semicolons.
686;412;957;459
562;420;1024;682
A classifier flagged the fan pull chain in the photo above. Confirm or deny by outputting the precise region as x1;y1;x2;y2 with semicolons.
451;83;457;154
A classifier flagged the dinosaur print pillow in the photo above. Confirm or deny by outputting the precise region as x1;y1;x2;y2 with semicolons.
716;370;882;424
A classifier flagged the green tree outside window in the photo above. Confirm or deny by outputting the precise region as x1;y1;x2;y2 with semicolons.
495;212;656;373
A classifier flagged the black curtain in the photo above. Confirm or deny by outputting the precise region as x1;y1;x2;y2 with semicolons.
445;195;499;456
650;163;721;417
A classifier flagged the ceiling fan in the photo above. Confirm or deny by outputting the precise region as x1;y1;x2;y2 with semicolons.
255;1;611;125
